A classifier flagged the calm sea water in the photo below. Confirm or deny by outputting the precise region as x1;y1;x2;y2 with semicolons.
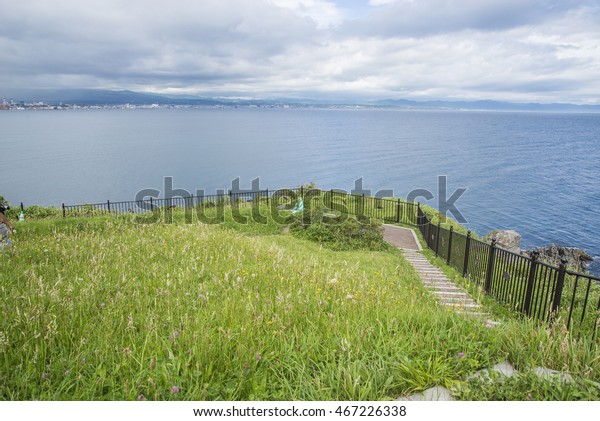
1;108;599;273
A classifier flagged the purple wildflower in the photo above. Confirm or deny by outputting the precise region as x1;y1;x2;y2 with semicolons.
457;352;465;357
137;394;146;401
171;386;180;394
256;353;262;362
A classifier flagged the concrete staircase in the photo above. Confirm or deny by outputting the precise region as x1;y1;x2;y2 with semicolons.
402;249;497;324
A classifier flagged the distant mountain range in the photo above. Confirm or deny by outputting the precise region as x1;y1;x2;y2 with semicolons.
3;88;600;112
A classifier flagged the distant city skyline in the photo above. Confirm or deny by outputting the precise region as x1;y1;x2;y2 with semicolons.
1;0;599;104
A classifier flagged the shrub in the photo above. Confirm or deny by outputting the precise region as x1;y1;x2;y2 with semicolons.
288;205;389;251
23;205;62;219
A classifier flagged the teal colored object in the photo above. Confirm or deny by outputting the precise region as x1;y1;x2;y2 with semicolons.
291;197;304;214
19;211;25;222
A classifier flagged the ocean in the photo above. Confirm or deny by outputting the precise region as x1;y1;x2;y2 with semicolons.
1;107;599;273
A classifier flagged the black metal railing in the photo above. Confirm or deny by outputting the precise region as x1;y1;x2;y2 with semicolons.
417;206;599;342
54;188;421;228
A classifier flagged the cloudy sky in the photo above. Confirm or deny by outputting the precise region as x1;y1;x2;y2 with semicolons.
1;0;599;103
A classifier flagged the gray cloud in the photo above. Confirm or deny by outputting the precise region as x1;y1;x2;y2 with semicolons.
344;0;588;37
0;0;599;103
0;0;320;87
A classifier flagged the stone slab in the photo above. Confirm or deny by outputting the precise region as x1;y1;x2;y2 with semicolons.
401;386;455;401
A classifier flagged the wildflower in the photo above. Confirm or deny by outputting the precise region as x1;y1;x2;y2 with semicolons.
328;278;337;284
42;372;49;379
64;370;70;376
137;394;146;401
243;362;250;370
171;386;180;394
256;353;262;362
457;352;465;357
485;323;493;328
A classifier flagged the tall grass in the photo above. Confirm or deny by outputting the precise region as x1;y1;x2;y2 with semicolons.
0;210;598;400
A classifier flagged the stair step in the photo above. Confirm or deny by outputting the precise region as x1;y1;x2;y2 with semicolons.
439;296;478;303
457;311;491;318
441;302;480;309
402;249;498;323
417;274;446;278
421;280;454;285
422;282;457;288
432;291;470;297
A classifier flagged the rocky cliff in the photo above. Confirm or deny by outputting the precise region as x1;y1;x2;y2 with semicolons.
484;230;593;273
523;244;593;273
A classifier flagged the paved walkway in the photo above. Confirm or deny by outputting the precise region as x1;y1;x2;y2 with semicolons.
382;224;421;250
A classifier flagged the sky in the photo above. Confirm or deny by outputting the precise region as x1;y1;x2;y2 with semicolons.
1;0;599;103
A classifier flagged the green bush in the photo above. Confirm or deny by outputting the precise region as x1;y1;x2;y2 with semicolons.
23;205;62;219
289;206;390;251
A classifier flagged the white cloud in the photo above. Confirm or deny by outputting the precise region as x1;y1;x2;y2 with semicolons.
368;0;400;6
269;0;343;27
0;0;599;103
345;0;588;37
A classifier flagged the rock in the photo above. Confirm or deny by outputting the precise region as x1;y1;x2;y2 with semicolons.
485;230;521;253
400;386;454;401
533;367;574;383
524;244;593;273
467;360;516;381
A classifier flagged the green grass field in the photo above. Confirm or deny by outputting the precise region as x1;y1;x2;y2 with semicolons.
0;207;599;400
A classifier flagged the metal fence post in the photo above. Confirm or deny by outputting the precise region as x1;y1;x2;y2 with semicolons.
20;202;24;212
463;230;472;277
447;226;454;265
107;200;111;212
524;251;539;317
362;194;365;216
484;238;497;293
62;203;66;218
330;189;334;209
266;189;269;206
397;198;401;223
551;258;569;317
434;221;441;257
300;186;304;199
